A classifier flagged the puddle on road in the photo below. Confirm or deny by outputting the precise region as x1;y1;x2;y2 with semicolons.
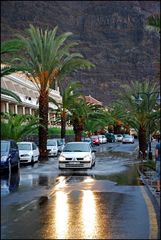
1;155;142;197
95;164;141;186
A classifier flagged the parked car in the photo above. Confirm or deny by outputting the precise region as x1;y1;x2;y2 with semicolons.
17;142;39;164
122;134;134;144
115;134;123;142
47;139;59;157
55;138;65;152
98;135;107;144
58;142;96;169
1;140;20;171
105;133;116;143
90;135;100;145
81;137;94;146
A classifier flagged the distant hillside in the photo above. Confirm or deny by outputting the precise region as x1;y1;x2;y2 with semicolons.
1;1;160;105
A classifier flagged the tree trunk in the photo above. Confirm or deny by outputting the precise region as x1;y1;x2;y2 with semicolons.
74;129;83;141
73;116;84;142
61;112;66;139
138;126;147;159
38;89;48;160
114;125;121;134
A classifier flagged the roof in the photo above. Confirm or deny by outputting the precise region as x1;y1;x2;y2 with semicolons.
84;95;102;106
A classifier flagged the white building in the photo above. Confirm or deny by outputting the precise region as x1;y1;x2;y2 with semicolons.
1;71;62;126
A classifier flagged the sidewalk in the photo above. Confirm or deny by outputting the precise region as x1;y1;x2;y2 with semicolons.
137;167;160;208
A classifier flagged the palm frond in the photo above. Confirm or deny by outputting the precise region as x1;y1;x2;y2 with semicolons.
1;88;22;102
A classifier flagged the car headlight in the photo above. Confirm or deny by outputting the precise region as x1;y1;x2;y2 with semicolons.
84;155;91;161
59;155;66;161
1;156;8;162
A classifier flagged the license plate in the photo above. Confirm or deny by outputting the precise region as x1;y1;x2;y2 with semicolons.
71;161;80;164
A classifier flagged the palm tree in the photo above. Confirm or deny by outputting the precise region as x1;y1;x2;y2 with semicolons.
1;112;40;141
69;98;90;141
119;81;160;159
84;105;111;135
14;25;95;158
1;39;24;102
49;81;82;139
107;103;125;134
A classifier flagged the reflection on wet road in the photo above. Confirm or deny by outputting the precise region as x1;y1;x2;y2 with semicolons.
39;175;149;239
1;142;159;239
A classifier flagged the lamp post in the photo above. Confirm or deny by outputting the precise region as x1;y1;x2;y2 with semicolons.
135;91;160;160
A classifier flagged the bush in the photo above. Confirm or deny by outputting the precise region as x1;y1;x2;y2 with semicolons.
48;127;74;135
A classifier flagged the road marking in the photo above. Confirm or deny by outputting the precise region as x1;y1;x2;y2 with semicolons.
140;186;159;239
17;200;37;211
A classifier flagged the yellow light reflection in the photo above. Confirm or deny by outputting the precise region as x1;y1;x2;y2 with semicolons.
83;177;95;183
55;176;66;190
81;190;97;238
55;191;69;239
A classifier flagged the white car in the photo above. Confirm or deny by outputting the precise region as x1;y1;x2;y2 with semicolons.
122;134;134;144
58;142;96;169
55;138;65;152
47;139;59;157
17;142;39;163
98;135;107;144
116;134;123;142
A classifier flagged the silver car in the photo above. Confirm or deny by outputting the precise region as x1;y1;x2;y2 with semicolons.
58;142;96;169
47;139;59;157
17;142;39;163
122;134;134;144
116;134;123;142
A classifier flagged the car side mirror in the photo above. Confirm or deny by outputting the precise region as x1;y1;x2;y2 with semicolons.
92;150;96;152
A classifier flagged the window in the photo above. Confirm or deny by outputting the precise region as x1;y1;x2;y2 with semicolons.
32;143;37;150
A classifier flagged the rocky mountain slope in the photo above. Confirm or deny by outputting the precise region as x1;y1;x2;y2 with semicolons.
1;1;160;105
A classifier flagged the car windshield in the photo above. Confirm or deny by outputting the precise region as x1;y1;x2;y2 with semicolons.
18;143;32;150
1;142;9;153
124;135;130;138
57;140;64;146
47;140;57;146
63;143;90;152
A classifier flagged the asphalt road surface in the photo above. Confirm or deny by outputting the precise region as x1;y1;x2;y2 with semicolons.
1;141;160;239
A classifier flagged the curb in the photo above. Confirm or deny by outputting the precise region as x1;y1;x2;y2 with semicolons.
137;167;160;208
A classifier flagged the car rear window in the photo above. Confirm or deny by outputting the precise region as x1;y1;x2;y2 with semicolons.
1;142;9;153
47;140;57;146
18;144;32;150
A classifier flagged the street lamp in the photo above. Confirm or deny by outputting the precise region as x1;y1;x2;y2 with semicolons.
135;91;160;160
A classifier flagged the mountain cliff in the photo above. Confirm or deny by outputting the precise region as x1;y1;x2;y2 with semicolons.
1;1;160;105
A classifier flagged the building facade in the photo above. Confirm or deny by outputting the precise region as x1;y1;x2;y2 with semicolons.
1;72;62;126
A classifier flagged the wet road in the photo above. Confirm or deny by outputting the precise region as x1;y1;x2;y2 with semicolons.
1;141;160;239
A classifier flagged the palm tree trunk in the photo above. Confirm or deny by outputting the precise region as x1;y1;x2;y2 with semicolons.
39;89;48;160
75;130;82;141
73;117;84;141
138;126;147;159
61;112;66;139
114;125;121;134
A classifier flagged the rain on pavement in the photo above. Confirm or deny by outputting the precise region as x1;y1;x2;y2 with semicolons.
1;141;160;239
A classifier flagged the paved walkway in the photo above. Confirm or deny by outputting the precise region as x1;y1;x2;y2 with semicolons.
138;168;160;208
